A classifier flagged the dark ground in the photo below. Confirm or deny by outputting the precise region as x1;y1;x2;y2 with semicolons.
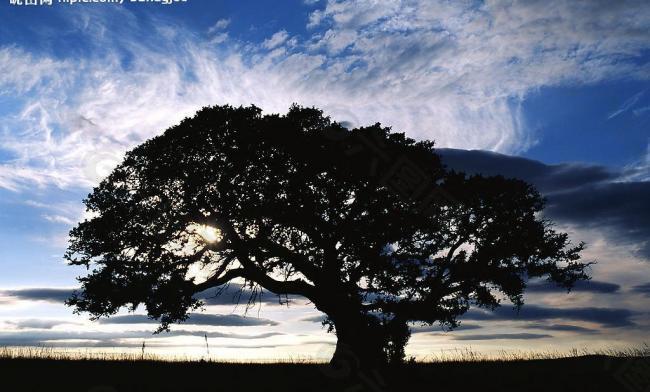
0;355;646;392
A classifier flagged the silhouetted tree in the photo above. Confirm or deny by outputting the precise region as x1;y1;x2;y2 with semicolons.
66;105;589;369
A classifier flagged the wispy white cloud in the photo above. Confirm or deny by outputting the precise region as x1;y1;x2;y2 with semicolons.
207;18;231;44
42;215;76;226
0;47;70;94
0;1;649;193
608;90;646;119
307;9;324;29
24;200;88;225
209;32;229;45
262;30;290;49
633;106;650;116
621;139;650;182
208;18;231;33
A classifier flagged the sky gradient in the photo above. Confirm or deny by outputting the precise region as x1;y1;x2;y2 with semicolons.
0;0;649;360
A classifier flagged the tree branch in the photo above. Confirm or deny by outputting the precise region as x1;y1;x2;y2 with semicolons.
243;236;321;283
209;211;318;300
193;268;246;292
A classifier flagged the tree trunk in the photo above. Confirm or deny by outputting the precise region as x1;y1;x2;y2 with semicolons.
329;313;387;372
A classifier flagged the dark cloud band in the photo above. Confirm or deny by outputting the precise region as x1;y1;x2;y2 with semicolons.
99;313;278;327
462;304;637;328
439;149;650;259
526;280;620;294
0;288;73;304
453;333;553;341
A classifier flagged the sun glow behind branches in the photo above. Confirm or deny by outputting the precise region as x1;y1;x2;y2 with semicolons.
188;224;223;244
182;223;223;284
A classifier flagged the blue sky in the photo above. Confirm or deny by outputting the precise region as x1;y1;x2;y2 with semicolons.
0;0;649;360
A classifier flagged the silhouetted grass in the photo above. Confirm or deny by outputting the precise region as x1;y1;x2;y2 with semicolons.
0;345;648;391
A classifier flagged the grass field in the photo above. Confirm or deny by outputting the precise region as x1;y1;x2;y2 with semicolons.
0;346;648;392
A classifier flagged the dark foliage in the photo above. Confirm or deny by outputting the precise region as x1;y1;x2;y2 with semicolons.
66;105;589;367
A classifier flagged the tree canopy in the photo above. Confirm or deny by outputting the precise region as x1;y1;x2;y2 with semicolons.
66;104;589;367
